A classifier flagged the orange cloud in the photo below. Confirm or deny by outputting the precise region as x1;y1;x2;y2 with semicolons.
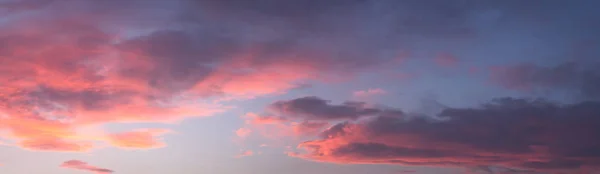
60;160;113;174
106;129;171;150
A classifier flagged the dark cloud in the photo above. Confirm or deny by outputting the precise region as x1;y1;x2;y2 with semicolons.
116;29;237;93
268;96;393;121
290;97;600;173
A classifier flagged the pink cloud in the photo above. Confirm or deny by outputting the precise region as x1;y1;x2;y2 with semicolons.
243;113;287;125
19;138;94;152
60;160;113;174
235;128;252;138
235;150;254;158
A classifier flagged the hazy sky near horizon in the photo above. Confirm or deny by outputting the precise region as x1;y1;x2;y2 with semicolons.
1;0;600;174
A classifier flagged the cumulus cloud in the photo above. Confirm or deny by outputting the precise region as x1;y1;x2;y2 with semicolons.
282;97;600;173
60;160;113;174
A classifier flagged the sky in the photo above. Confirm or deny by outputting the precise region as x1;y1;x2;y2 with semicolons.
1;0;600;174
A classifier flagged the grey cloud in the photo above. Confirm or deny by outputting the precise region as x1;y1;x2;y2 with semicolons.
268;96;389;121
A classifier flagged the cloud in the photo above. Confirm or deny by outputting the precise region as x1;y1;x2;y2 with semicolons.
235;128;252;138
235;97;403;142
60;160;113;174
353;88;387;98
268;96;387;121
235;150;254;158
1;0;408;152
237;113;295;141
243;113;287;125
491;61;600;99
19;138;94;152
291;121;329;136
0;117;96;152
106;128;171;149
285;97;600;173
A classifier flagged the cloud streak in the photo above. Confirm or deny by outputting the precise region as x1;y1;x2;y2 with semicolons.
60;160;113;174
